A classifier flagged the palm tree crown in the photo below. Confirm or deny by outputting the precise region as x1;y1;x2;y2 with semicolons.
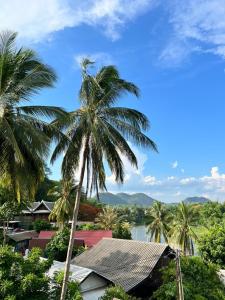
146;200;170;243
52;59;157;195
0;31;65;200
95;206;119;230
170;202;198;255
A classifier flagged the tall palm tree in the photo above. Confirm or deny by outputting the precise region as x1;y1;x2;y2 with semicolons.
170;202;198;256
48;180;84;228
52;59;158;300
95;206;118;230
0;31;66;201
146;201;170;243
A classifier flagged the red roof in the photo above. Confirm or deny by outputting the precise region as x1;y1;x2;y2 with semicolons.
38;230;112;247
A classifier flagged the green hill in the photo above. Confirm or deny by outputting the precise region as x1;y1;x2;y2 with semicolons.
98;192;155;206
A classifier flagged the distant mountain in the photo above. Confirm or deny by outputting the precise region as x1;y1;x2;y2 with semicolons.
98;192;155;206
184;196;210;204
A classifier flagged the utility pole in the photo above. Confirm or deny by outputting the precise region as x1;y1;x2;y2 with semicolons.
175;249;184;300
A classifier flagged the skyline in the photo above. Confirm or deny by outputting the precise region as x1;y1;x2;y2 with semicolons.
2;0;225;202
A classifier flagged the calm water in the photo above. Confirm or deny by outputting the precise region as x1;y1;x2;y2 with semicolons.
131;225;149;242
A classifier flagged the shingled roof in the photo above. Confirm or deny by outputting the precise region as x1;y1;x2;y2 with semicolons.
73;238;171;292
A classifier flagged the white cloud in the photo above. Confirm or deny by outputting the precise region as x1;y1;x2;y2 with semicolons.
171;160;178;168
0;0;156;42
74;52;114;69
105;145;225;202
160;0;225;64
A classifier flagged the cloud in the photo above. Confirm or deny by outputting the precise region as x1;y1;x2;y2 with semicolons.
105;144;225;202
74;52;114;69
160;0;225;64
0;0;156;42
171;161;178;168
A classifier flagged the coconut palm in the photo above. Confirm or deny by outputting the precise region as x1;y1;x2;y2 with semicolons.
95;206;119;230
0;31;66;201
146;201;171;243
48;180;84;228
52;59;157;299
170;202;198;256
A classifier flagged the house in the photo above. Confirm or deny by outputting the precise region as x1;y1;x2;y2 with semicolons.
37;230;112;248
73;238;175;299
16;200;55;228
47;260;111;300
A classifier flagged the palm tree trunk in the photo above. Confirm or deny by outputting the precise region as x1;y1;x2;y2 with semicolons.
60;143;88;300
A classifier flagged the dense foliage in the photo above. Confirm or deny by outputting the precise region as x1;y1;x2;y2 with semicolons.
113;222;132;240
100;286;138;300
198;223;225;268
45;227;84;261
0;246;51;300
33;219;52;233
152;256;225;300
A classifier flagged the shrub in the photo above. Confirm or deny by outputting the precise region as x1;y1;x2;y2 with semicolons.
113;222;132;240
33;219;51;233
152;256;225;300
100;286;138;300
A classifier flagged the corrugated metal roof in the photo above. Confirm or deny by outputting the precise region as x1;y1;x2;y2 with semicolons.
73;238;170;292
47;260;93;283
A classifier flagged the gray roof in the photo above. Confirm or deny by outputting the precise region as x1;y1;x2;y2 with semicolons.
73;238;170;292
23;200;55;214
7;230;38;242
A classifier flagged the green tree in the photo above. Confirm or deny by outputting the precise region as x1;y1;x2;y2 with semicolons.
51;59;157;299
113;222;132;240
95;206;119;230
45;227;84;262
152;256;225;300
146;201;170;243
33;219;51;233
49;180;84;228
0;246;51;300
100;285;138;300
170;202;198;255
0;31;66;201
198;222;225;268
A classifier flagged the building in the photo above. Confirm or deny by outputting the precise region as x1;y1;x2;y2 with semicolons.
7;230;38;252
73;238;175;299
47;261;111;300
16;200;55;228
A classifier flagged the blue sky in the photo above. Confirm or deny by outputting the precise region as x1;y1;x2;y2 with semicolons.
2;0;225;202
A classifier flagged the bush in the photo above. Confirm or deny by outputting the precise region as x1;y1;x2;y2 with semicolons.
33;219;51;233
198;223;225;268
152;256;225;300
100;286;138;300
45;227;84;261
113;222;132;240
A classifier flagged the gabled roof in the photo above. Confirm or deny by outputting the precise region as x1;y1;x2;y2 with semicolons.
23;200;55;214
73;238;171;292
38;230;112;247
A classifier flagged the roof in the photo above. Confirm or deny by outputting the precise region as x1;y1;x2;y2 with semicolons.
7;230;38;242
73;238;170;292
47;260;94;283
22;200;55;214
38;230;112;247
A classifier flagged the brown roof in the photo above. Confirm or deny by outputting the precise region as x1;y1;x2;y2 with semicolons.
73;238;170;292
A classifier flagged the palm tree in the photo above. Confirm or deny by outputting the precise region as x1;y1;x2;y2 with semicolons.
95;206;118;230
52;59;157;300
146;201;170;243
170;202;198;256
48;180;84;228
0;31;66;201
